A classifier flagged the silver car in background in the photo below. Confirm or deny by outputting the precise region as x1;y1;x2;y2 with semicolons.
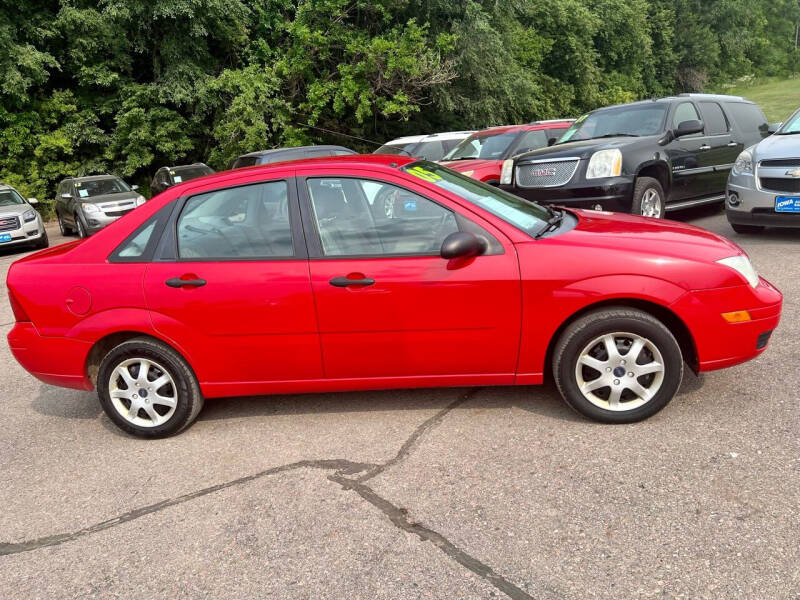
55;175;146;238
727;108;800;232
0;183;48;251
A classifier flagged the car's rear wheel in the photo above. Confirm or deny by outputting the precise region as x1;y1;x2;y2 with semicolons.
75;214;87;238
57;212;73;236
553;307;683;423
730;223;765;234
97;337;204;438
632;177;666;218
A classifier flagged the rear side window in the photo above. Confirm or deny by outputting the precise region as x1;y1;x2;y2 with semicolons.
177;181;293;259
110;206;172;263
724;102;770;139
699;102;729;135
232;156;258;169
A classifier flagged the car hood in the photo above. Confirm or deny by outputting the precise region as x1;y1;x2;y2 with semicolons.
515;136;653;162
752;133;800;160
79;191;140;205
0;203;33;217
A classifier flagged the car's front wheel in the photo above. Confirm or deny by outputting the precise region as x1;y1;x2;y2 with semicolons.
97;337;204;438
57;212;73;236
632;177;666;218
33;229;49;249
553;307;683;423
74;213;87;238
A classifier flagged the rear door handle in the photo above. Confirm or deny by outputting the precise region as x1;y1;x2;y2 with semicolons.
166;277;206;288
699;144;711;151
329;276;375;287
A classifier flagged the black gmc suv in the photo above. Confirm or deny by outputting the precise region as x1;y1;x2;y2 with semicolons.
500;94;770;218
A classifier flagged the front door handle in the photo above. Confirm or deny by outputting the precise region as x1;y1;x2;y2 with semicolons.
727;141;738;147
166;277;206;288
699;144;711;151
329;276;375;288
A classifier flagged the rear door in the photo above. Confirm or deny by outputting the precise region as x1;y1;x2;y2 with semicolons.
697;100;739;192
298;171;521;382
143;175;322;391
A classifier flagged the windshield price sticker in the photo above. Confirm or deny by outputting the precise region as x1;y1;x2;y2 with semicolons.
406;166;443;183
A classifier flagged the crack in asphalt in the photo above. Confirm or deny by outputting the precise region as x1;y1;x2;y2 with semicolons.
0;387;535;599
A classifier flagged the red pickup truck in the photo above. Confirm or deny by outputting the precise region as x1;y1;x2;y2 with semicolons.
440;120;574;185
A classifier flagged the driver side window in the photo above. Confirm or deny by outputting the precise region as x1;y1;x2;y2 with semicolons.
177;181;293;259
672;102;702;132
307;178;459;257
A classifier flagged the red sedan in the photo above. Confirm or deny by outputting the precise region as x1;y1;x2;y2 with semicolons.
7;155;782;437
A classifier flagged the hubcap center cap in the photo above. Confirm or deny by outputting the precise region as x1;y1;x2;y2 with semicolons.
138;388;148;398
612;366;626;377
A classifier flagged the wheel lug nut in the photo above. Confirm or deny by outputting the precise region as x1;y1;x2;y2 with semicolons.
132;394;138;399
613;379;620;385
606;367;612;372
621;360;626;365
628;372;634;377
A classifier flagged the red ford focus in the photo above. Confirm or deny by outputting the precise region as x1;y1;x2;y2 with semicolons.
7;155;782;437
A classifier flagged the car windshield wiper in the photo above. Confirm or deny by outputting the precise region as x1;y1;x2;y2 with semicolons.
448;156;479;160
776;130;800;135
589;133;639;139
534;208;564;239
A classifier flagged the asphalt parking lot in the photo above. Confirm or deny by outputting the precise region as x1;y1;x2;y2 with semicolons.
1;209;798;599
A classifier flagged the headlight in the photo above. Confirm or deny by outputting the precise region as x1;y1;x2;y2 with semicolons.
500;159;514;185
717;255;759;288
732;150;753;175
22;209;36;222
82;203;100;214
586;149;622;179
135;195;146;207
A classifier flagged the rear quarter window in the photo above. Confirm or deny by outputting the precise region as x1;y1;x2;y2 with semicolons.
724;102;770;140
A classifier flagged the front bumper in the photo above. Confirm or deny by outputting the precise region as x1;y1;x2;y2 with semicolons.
671;277;782;372
7;322;94;390
82;211;128;234
501;176;634;212
727;176;800;228
0;217;46;248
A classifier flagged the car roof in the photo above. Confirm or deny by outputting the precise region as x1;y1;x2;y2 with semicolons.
384;131;475;145
472;120;575;137
65;174;120;182
164;163;212;171
589;93;755;113
240;145;355;158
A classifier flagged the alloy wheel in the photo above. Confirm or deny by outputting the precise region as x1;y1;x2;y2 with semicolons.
574;332;665;411
108;358;178;428
640;188;662;218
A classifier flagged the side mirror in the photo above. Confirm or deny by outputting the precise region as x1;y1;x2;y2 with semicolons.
27;198;38;206
547;137;558;147
675;119;704;138
440;232;487;260
768;122;782;134
61;193;72;200
131;184;139;191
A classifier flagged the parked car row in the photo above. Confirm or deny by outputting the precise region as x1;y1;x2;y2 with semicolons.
0;183;49;250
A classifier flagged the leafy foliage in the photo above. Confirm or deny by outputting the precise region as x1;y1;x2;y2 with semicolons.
0;0;798;216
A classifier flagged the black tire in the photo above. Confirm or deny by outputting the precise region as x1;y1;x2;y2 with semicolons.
75;213;87;238
730;223;765;234
57;212;73;235
34;229;49;249
97;337;204;438
552;307;683;423
631;176;666;218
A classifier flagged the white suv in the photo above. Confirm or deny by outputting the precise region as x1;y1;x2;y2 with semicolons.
374;131;475;161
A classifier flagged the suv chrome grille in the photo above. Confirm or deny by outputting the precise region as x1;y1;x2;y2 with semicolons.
0;216;20;232
515;159;579;188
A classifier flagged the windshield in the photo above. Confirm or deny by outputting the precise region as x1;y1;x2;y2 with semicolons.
402;161;550;235
778;109;800;134
0;189;26;207
444;131;519;160
559;104;668;142
172;166;213;183
375;142;417;156
75;178;131;198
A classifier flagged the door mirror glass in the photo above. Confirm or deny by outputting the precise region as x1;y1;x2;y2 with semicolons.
27;198;38;205
440;231;487;260
131;184;139;191
675;119;704;138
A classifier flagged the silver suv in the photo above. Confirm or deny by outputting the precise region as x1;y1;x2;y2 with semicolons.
0;183;48;251
55;175;146;238
727;107;800;232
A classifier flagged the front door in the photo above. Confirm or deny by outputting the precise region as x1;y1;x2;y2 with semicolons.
666;101;710;202
299;174;521;382
143;177;322;389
